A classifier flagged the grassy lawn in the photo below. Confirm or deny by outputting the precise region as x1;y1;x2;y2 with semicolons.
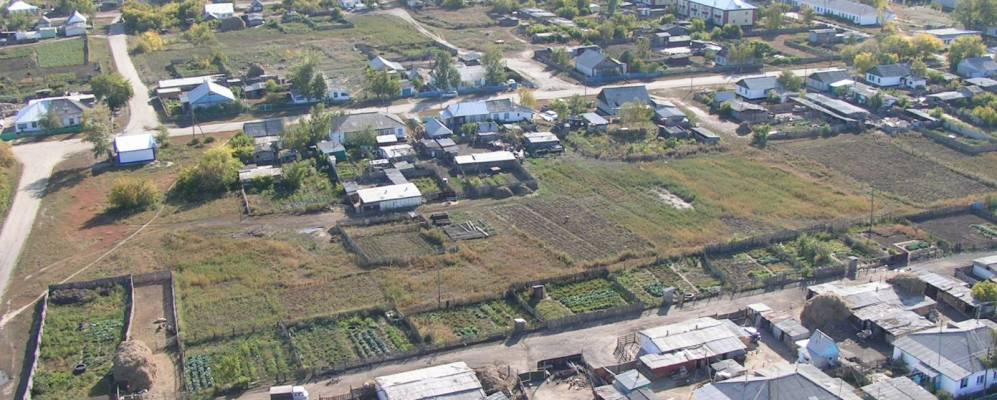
0;157;22;229
32;285;128;399
130;14;436;91
412;6;526;54
0;37;112;100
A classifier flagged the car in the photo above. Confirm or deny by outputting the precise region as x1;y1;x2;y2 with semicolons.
539;110;558;122
441;91;458;98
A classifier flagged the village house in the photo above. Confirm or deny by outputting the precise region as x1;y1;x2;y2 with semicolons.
784;0;893;26
957;57;997;79
6;0;39;15
204;3;235;20
796;329;839;369
725;99;769;123
637;317;751;379
919;28;981;46
891;319;997;398
330;112;407;143
578;112;610;131
807;281;936;343
971;254;997;280
13;96;89;134
734;76;781;100
676;0;757;26
316;140;347;163
574;49;627;78
374;362;486;400
182;80;236;110
807;69;852;92
596;85;654;115
368;56;407;75
918;272;993;318
243;118;284;138
63;10;88;37
453;151;517;174
848;82;897;108
693;364;861;399
113;134;158;164
866;63;924;89
351;183;423;213
523;132;563;155
422;117;453;139
861;376;936;400
966;77;997;92
439;99;534;128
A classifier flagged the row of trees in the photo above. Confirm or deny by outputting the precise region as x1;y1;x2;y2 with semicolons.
841;31;986;74
364;46;507;100
121;0;206;32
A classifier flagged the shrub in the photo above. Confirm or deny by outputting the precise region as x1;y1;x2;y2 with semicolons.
0;141;14;168
174;147;243;200
203;136;216;144
107;177;160;212
49;288;98;305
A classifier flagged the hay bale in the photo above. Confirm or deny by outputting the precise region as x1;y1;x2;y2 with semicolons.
219;16;246;31
113;340;157;392
800;293;850;331
887;272;925;295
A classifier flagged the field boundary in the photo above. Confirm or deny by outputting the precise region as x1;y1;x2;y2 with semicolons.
14;293;47;400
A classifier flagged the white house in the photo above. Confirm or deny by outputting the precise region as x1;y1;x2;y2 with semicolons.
330;112;407;143
693;364;861;400
63;10;89;37
786;0;893;26
13;96;89;134
352;183;423;213
972;254;997;280
957;57;997;79
183;80;236;109
796;329;839;369
374;362;485;400
891;319;997;398
920;28;981;46
735;76;781;100
440;98;534;128
6;0;40;15
203;3;235;20
866;63;914;87
368;56;406;74
113;134;158;164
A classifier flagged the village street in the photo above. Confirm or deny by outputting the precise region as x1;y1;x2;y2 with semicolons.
232;252;989;399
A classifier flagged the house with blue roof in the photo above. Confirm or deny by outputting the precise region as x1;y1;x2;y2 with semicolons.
14;96;89;134
439;98;534;128
182;80;236;110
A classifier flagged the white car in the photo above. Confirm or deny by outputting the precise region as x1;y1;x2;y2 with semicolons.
539;110;558;122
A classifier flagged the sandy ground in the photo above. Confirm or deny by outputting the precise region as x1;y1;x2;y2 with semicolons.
130;283;179;397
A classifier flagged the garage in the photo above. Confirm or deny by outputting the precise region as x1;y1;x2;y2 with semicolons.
114;134;158;164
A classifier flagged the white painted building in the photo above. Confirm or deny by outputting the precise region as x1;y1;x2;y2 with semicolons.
114;134;158;164
891;319;997;398
972;254;997;280
352;183;423;213
784;0;893;26
374;362;486;400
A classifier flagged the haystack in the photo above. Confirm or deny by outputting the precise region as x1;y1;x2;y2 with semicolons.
800;293;850;331
113;340;157;392
887;272;925;295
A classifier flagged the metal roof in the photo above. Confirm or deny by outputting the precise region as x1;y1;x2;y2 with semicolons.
357;183;422;204
975;255;997;266
454;151;516;165
736;76;780;90
114;134;156;153
861;377;936;400
615;370;650;390
239;165;282;182
331;112;405;134
773;318;810;339
639;318;748;356
580;112;609;125
688;0;756;10
693;364;862;400
805;329;838;357
597;85;652;108
797;0;877;17
374;362;486;400
524;132;559;144
424;117;453;138
370;56;406;72
244;118;284;138
186;80;235;104
892;319;997;380
158;75;223;90
869;63;912;78
7;0;38;11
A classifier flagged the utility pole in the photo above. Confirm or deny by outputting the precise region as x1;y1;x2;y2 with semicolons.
867;188;875;238
437;268;442;308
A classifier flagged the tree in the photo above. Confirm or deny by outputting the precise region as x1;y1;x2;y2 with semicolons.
947;36;986;72
155;126;170;148
880;34;914;61
344;126;377;150
800;7;815;25
618;102;653;130
689;18;706;33
751;124;770;148
364;68;401;100
911;33;943;60
54;0;96;17
432;50;461;91
108;177;160;211
973;281;997;302
183;22;216;45
309;73;328;102
290;57;327;100
567;94;589;116
869;91;884;110
911;59;927;78
777;70;803;91
133;31;166;54
550;47;570;67
953;0;997;30
852;52;877;74
39;111;63;131
174;147;243;198
482;45;506;85
721;24;741;39
458;123;479;137
282;104;333;153
442;0;464;9
121;0;169;33
491;0;515;13
518;88;537;109
82;104;114;159
548;100;568;120
762;3;788;29
90;73;134;110
606;0;618;15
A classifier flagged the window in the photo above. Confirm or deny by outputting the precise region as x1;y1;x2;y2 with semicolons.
31;122;37;128
979;375;986;385
961;378;969;388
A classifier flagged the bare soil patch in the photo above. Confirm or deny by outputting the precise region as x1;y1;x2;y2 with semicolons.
917;213;995;249
131;283;178;397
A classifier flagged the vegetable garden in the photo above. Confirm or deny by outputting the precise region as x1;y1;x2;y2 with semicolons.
32;285;128;399
616;262;696;305
184;331;295;393
522;278;633;320
409;299;534;344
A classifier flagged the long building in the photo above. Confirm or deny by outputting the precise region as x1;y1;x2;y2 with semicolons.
637;0;757;26
782;0;894;26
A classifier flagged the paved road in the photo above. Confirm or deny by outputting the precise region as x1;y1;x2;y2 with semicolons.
108;22;159;135
233;252;990;399
0;140;90;310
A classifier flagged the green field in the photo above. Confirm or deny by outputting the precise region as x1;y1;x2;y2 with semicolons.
0;37;110;100
35;39;86;68
32;285;128;399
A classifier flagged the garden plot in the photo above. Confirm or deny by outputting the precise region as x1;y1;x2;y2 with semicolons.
0;37;107;99
522;278;633;320
32;285;128;399
671;257;722;292
289;314;413;369
409;299;535;344
914;213;995;249
775;233;853;273
184;330;295;393
616;262;697;305
344;223;442;265
707;253;771;289
780;134;991;204
860;224;934;254
491;197;651;264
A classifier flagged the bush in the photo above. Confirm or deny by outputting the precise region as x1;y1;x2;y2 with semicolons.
49;288;98;305
203;136;216;144
0;141;14;168
174;147;243;200
107;177;160;212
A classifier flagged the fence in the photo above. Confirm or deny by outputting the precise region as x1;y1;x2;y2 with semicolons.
14;294;48;400
919;128;997;155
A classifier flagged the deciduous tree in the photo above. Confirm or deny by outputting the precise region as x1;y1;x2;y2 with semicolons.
90;73;134;110
82;104;114;159
947;36;986;72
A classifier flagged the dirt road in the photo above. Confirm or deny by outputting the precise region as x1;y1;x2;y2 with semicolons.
231;251;987;399
0;140;89;313
131;283;179;397
108;22;159;135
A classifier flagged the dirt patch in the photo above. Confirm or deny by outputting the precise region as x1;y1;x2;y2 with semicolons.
917;213;995;249
650;187;694;210
130;283;178;397
779;134;992;204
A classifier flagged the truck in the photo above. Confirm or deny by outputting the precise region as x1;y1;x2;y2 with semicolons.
270;385;309;400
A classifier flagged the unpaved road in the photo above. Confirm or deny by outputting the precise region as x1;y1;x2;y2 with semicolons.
232;252;988;399
132;283;179;397
0;140;90;312
108;22;159;135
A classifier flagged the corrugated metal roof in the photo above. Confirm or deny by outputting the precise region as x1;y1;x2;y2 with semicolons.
454;151;515;165
861;377;936;400
375;362;486;400
357;183;422;204
693;364;861;400
114;134;156;152
892;320;997;380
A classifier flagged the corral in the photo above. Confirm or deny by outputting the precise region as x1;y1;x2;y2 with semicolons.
341;223;443;266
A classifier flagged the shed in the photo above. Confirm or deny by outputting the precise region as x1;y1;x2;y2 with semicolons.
243;118;284;138
690;127;720;144
239;165;282;183
709;359;746;380
114;134;158;164
317;140;347;162
771;317;810;345
523;132;563;155
353;183;423;213
861;376;936;400
612;370;650;394
374;362;485;400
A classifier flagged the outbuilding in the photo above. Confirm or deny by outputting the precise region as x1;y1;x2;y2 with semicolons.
114;134;158;164
352;183;423;213
374;362;485;400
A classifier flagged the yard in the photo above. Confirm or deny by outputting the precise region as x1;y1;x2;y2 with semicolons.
343;223;443;265
411;6;525;55
129;14;437;92
522;278;633;320
0;37;113;101
32;284;128;399
184;330;294;393
409;298;534;344
565;128;714;161
615;261;698;305
777;134;993;205
916;213;996;250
